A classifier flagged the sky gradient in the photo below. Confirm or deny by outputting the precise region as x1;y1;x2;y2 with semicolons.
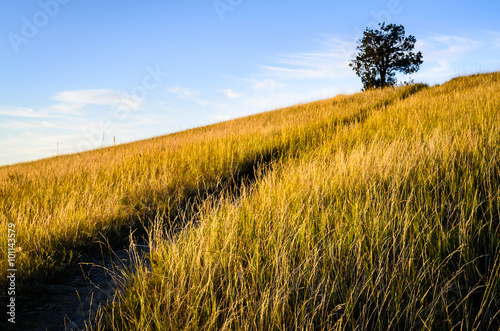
1;0;499;166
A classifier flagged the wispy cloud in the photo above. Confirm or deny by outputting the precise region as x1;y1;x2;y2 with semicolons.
0;103;89;119
169;86;226;108
48;103;85;115
221;76;287;92
219;88;242;99
251;79;284;92
413;32;499;83
258;31;499;87
197;99;226;108
0;88;148;166
214;37;359;115
215;30;500;120
52;89;142;110
168;86;197;99
260;38;356;80
0;106;49;118
259;29;500;87
418;34;482;60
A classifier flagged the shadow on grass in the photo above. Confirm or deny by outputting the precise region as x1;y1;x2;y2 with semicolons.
1;82;431;330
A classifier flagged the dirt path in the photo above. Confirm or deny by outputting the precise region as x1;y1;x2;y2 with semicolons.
9;170;260;330
16;242;150;331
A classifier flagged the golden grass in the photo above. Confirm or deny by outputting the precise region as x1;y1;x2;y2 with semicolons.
1;72;500;329
0;82;416;283
100;73;500;330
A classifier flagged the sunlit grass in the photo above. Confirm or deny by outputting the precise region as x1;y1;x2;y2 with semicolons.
100;73;500;330
0;82;415;283
1;72;499;329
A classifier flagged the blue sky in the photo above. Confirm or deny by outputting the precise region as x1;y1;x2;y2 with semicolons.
1;0;499;166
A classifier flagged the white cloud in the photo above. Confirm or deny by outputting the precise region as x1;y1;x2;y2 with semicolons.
0;106;49;118
197;99;226;108
258;31;498;87
243;92;301;110
256;31;498;88
412;32;499;83
219;88;242;99
221;76;287;92
48;103;84;115
214;38;361;115
251;79;284;92
418;34;482;60
0;129;88;166
209;112;235;122
52;89;142;111
214;31;498;118
168;86;226;109
308;87;344;100
168;86;197;99
260;37;356;80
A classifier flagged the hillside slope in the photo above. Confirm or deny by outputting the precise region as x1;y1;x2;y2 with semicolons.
102;73;500;330
0;81;426;285
1;72;500;330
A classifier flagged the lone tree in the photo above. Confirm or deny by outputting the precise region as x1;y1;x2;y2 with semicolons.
349;23;423;90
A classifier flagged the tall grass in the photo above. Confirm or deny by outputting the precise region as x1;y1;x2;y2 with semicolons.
0;82;419;284
1;72;499;330
98;73;500;330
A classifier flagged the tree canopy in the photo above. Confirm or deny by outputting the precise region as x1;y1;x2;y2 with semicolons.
349;23;423;90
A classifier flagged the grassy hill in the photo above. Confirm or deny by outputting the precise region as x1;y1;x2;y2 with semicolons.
1;72;500;329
